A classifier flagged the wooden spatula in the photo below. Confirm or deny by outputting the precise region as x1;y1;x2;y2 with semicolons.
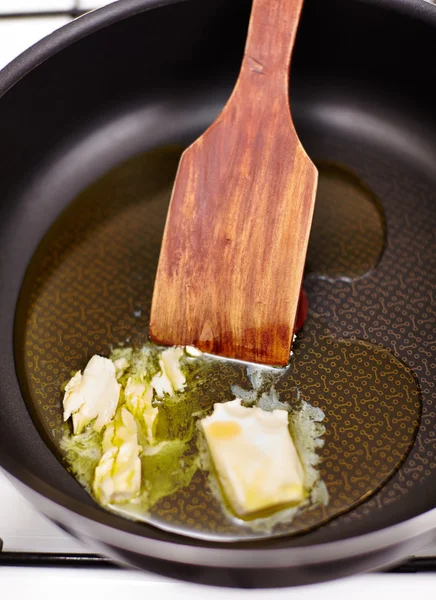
150;0;317;366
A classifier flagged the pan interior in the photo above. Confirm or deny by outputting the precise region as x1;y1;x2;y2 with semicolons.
14;138;421;541
306;162;386;281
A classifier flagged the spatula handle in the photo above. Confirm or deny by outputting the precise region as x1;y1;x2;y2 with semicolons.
242;0;305;87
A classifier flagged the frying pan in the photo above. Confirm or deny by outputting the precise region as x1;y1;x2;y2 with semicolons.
0;0;435;588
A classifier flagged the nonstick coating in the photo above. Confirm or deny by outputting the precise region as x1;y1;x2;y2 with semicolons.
0;0;435;588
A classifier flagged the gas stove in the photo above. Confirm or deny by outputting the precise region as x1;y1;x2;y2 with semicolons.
1;2;436;597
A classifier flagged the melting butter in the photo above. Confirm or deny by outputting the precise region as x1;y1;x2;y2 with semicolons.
201;399;305;517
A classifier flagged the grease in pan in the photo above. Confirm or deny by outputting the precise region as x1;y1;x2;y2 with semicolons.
61;343;328;533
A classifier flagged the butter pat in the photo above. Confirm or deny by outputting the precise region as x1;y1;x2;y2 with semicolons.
93;407;142;505
151;346;186;398
112;356;130;379
185;345;202;357
201;399;305;517
63;355;120;434
124;376;158;443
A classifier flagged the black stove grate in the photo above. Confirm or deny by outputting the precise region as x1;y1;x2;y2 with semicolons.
0;1;91;19
0;542;436;574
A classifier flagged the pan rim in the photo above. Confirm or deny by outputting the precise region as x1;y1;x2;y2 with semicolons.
0;0;436;571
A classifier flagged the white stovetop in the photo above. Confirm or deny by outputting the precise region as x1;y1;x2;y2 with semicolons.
1;567;436;600
1;2;436;597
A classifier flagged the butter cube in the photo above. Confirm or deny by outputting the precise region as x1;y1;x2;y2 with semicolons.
201;399;305;517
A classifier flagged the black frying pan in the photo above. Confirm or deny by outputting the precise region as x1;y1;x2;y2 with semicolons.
0;0;435;588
